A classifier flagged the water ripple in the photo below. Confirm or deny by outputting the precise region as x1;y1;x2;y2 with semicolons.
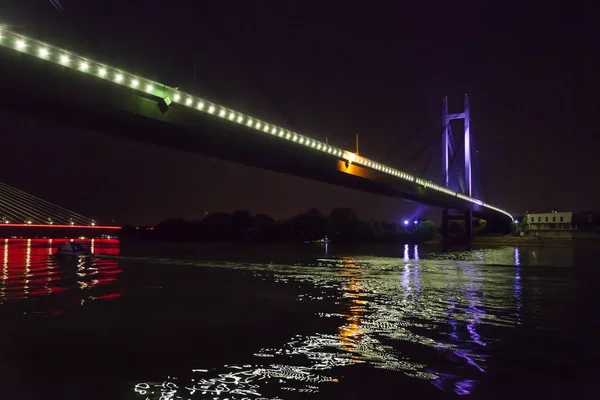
0;238;121;312
0;240;576;398
126;245;546;398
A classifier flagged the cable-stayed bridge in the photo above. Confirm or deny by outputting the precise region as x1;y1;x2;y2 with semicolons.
0;181;117;231
0;28;514;237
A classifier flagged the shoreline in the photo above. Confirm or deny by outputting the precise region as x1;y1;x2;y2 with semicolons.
118;234;600;252
471;235;600;248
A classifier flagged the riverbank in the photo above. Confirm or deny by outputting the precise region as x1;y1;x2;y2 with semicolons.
472;235;600;247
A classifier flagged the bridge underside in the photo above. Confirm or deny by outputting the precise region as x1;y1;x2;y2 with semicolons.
0;49;510;228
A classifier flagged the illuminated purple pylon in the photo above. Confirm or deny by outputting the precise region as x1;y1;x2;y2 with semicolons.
442;95;472;197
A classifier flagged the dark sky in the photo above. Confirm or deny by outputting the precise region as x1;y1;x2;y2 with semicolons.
1;0;598;225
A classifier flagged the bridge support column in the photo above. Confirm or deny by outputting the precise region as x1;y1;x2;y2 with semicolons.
441;208;473;243
441;209;450;239
442;94;471;196
464;208;472;241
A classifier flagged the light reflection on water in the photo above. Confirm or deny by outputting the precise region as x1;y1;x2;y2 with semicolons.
0;241;578;398
0;238;121;307
126;245;559;399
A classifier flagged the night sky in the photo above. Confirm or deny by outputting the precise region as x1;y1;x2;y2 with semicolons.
1;0;598;225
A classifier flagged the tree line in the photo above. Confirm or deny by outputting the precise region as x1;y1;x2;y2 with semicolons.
121;208;440;243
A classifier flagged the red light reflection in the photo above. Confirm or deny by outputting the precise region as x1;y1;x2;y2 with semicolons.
1;238;122;305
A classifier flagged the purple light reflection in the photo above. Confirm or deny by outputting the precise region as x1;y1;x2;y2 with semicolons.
467;322;486;347
446;299;459;341
453;349;485;373
455;379;476;395
464;267;487;348
514;248;522;325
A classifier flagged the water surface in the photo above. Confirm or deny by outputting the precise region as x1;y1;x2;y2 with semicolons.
1;239;598;399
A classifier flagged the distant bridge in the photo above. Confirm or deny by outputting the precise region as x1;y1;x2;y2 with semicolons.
0;28;513;234
0;180;118;233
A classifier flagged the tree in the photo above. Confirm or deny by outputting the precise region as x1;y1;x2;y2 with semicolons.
232;210;252;229
474;218;487;235
330;208;362;238
200;212;233;240
415;220;438;241
252;213;275;232
155;218;194;241
288;208;327;240
518;216;529;233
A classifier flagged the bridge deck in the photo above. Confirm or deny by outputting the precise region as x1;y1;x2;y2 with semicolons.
0;29;512;225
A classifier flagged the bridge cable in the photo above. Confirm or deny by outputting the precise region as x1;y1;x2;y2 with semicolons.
0;182;92;224
398;119;456;180
0;186;61;223
379;119;453;183
0;183;90;224
378;123;428;165
0;181;90;221
0;190;88;225
446;127;466;193
0;196;52;224
400;138;434;169
48;0;65;13
0;199;27;224
471;134;490;202
447;123;456;158
199;21;302;137
0;189;85;225
419;143;436;180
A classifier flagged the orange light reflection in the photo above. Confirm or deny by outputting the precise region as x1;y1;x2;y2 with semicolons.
337;257;366;363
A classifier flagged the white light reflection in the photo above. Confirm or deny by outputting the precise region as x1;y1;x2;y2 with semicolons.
414;244;419;260
2;239;7;298
473;250;484;263
3;239;7;269
403;244;409;261
412;262;422;300
24;239;31;297
401;264;412;302
26;239;31;267
134;260;441;397
130;249;532;398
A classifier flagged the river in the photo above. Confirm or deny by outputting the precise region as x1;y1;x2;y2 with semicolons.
0;238;598;399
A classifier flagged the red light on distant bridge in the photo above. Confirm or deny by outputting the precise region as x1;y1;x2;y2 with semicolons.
0;223;121;229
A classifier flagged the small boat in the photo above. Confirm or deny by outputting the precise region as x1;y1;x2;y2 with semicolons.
56;242;91;257
312;236;331;244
